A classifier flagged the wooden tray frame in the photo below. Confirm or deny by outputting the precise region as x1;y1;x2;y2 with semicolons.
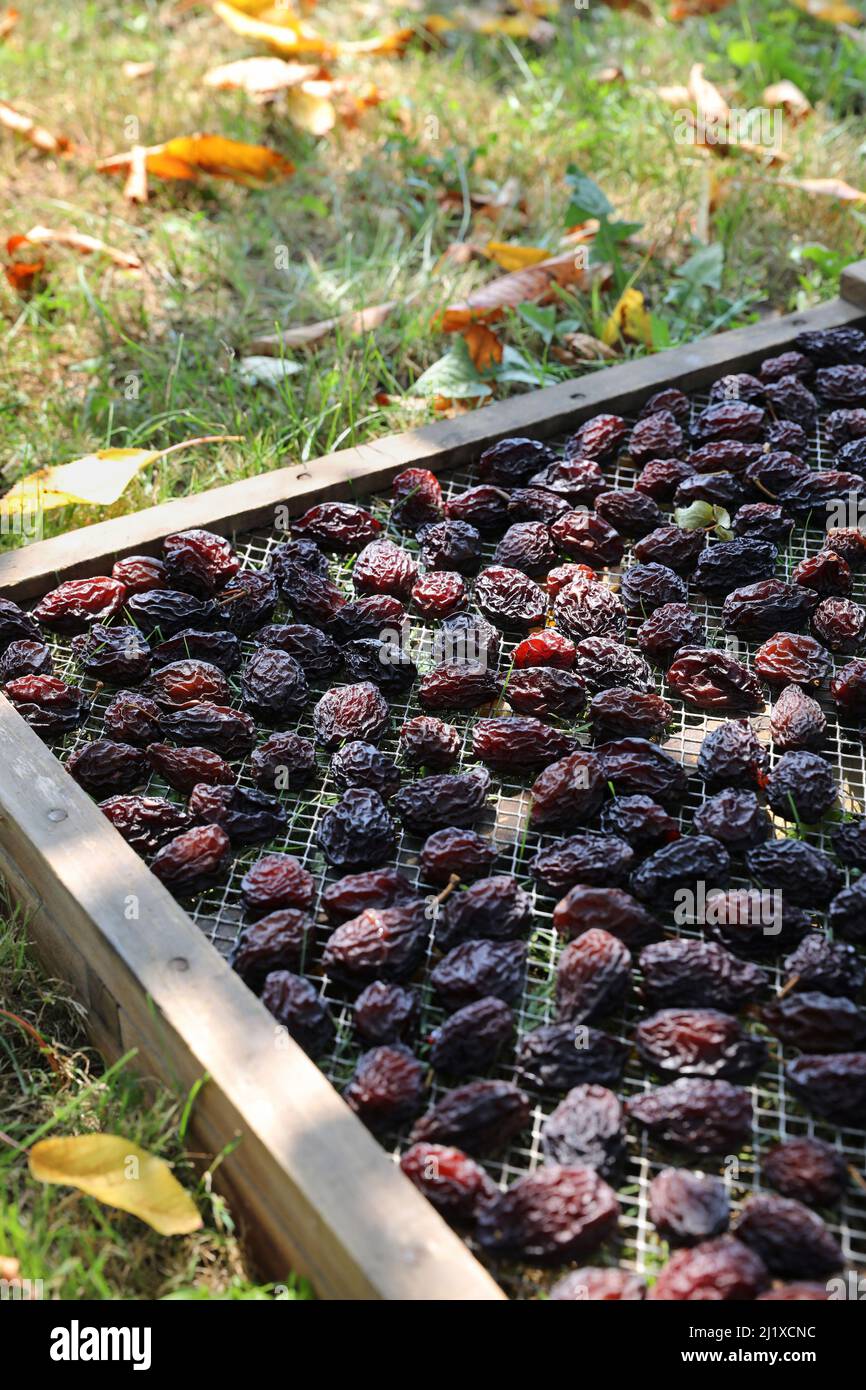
1;262;865;1301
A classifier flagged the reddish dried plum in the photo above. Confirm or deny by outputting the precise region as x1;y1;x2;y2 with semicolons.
831;815;866;870
508;486;571;524
831;655;866;716
506;666;586;719
163;529;239;595
410;1079;531;1155
764;990;866;1053
631;837;731;904
735;1193;843;1277
477;1164;619;1265
674;470;744;511
722;579;816;639
411;570;467;618
627;1077;752;1154
693;400;764;442
392;766;490;833
323;903;429;986
391;467;443;529
330;740;400;800
321;867;416;925
419;661;499;712
689;440;763;474
825;526;866;569
765;420;808;453
317;787;395;870
112;554;167;595
149;658;231;710
253;623;338;679
636;1008;767;1082
597;737;688;806
692;539;777;597
147;741;234;792
0;639;52;681
431;939;526;1011
566;414;628;462
554;577;625;642
793;549;853;598
159;701;256;758
493;521;556;577
344;1044;426;1134
67;740;148;797
445;485;510;533
399;1143;497;1225
217;571;279;636
35;577;127;633
629;410;684;464
745;839;843;906
513;630;575;670
693;789;771;854
530;832;635;895
189;781;286;846
435;875;534;951
152;627;242;674
704;889;812;958
72;624;151;685
293;501;381;552
261;971;334;1059
786;1051;866;1125
475;565;547;630
230;909;314;987
399;715;460;770
354;981;420;1045
541;1085;625;1178
104;692;163;747
473;717;576;771
636;457;694;502
755;630;831;687
268;537;329;586
553;885;662;949
313;681;389;750
761;351;813;384
764;374;818;428
770;684;826;752
709;372;765;405
732;502;794;545
550;511;624;568
600;795;680;855
240;852;315;916
479;437;556;486
550;1268;646;1301
352;538;417;599
248;731;315;793
556;928;631;1022
765;750;837;823
667;647;763;713
420;828;497;885
811;596;866;653
126;589;218;639
826;406;866;442
342;637;417;694
637;603;706;666
151;823;231;895
697;719;768;790
99;794;190;854
547;563;597;597
574;637;653;694
649;1169;730;1248
418;519;482;574
641;387;690;422
649;1236;767;1300
429;996;513;1076
815;363;866;404
781;471;865;518
762;1137;847;1208
530;750;606;828
744;449;809;499
595;488;662;537
589;687;672;742
530;458;605;503
640;938;767;1012
515;1021;628;1092
633;525;704;575
784;932;865;1000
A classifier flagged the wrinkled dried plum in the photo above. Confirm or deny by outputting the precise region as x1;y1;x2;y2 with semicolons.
745;839;843;906
765;750;837;823
640;937;767;1012
780;471;865;518
620;563;688;613
293;501;381;552
493;521;556;577
761;351;813;384
554;577;625;642
261;971;334;1060
410;1079;531;1155
786;1051;866;1125
667;647;763;712
627;1077;752;1154
506;666;585;719
633;525;704;575
99;794;190;854
313;681;389;750
435;876;534;951
281;566;347;628
709;372;766;406
831;655;866;717
641;387;690;422
574;636;653;695
636;1008;767;1082
530;458;605;503
151;823;230;895
635;457;694;502
703;888;811;958
815;363;866;404
149;658;231;709
159;701;256;758
556;928;632;1022
354;981;420;1045
589;687;672;742
317;787;395;870
764;990;866;1053
342;637;417;693
513;629;576;669
126;589;218;639
597;737;688;806
147;741;235;792
693;789;772;853
649;1236;767;1301
765;419;808;454
429;997;513;1076
762;1137;847;1208
0;639;52;681
541;1085;625;1178
553;885;662;949
419;519;483;575
253;622;340;679
420;828;497;885
811;596;866;653
530;832;635;895
112;554;168;595
550;511;624;568
547;563;598;597
189;781;286;846
419;661;499;712
769;684;826;751
784;932;865;1000
636;603;706;666
438;611;502;667
631;836;731;904
248;731;315;793
219;572;281;636
391;467;443;529
735;1194;843;1278
697;719;768;790
479;437;557;486
72;624;151;685
595;488;662;537
163;529;239;595
344;1044;426;1134
628;410;684;464
321;867;416;925
104;692;163;747
600;795;680;855
722;579;816;639
445;485;510;533
691;539;777;597
477;1164;619;1265
330;740;400;799
693;400;764;443
826;407;866;443
399;715;460;770
793;549;853;598
674;470;744;511
473;717;576;772
475;565;548;630
240;852;316;917
352;538;417;599
35;577;127;633
268;537;329;587
530;750;606;828
152;628;242;674
732;502;794;545
67;740;148;797
399;1143;497;1225
506;487;573;524
430;939;526;1011
323;903;429;986
744;450;809;500
764;374;818;428
549;1268;646;1301
566;414;628;462
649;1169;730;1248
230;909;314;987
392;765;490;833
515;1021;628;1092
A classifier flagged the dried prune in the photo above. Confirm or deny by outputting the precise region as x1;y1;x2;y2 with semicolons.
811;596;866;653
530;750;606;828
709;372;766;406
693;400;764;442
126;588;218;639
692;539;777;597
550;511;624;568
641;387;690;421
247;731;315;793
722;580;816;639
620;563;688;613
0;639;52;681
761;351;813;384
99;794;190;854
479;437;556;486
595;488;662;537
429;996;513;1076
322;867;416;925
240;852;315;916
473;717;576;771
765;419;807;453
759;1281;831;1300
159;701;256;758
574;637;653;694
745;839;843;905
565;414;628;461
693;789;771;853
506;667;586;719
411;570;467;618
588;688;672;742
732;502;794;545
515;1021;628;1092
410;1079;531;1155
764;991;866;1052
627;1077;752;1154
531;458;605;503
633;525;704;575
268;537;329;587
628;410;684;464
792;549;853;597
556;928;632;1022
35;577;127;633
640;938;767;1012
530;832;635;895
313;681;389;750
293;501;381;552
513;629;576;669
147;741;234;792
762;1137;847;1208
445;485;510;533
600;795;680;855
509;486;574;524
597;737;688;806
636;457;694;502
391;467;443;529
649;1236;768;1301
637;603;706;666
399;715;460;770
784;932;865;1000
764;374;818;428
831;655;866;716
697;719;767;790
152;627;242;674
189;781;286;847
420;828;497;885
550;1268;646;1301
104;692;163;747
317;788;395;870
435;875;534;951
150;658;231;709
631;837;731;904
344;1044;426;1134
554;577;625;642
475;565;547;630
832;815;866;871
252;624;338;682
438;611;502;666
353;539;417;599
735;1194;843;1277
547;562;598;597
787;1051;866;1125
217;571;279;636
230;909;314;987
493;521;556;577
815;363;866;404
342;637;417;694
674;470;744;511
478;1163;619;1265
72;624;151;684
420;519;482;574
281;566;346;628
67;740;148;797
163;529;239;595
649;1169;730;1248
323;902;429;986
392;766;490;833
553;885;662;949
780;471;865;518
839;437;866;471
112;554;167;595
151;823;231;895
824;527;866;570
261;971;334;1059
765;750;837;823
399;1143;497;1225
666;647;763;713
330;740;400;799
636;1009;767;1082
769;684;826;751
354;980;420;1045
704;888;811;958
826;405;866;442
419;661;500;711
430;939;526;1010
541;1085;625;1177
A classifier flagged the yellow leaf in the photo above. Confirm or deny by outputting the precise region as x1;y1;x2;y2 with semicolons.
484;241;551;271
286;84;336;135
790;0;863;22
762;80;813;122
97;134;294;186
212;1;414;57
203;57;321;97
1;448;158;513
602;287;653;348
0;100;71;153
778;175;866;202
29;1135;202;1236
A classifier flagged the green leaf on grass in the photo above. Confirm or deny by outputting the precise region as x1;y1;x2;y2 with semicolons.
414;340;492;399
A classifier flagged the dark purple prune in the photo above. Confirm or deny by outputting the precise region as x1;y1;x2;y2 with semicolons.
240;852;315;916
317;787;395;870
628;410;684;464
633;525;704;574
261;971;334;1059
230;909;314;988
762;1138;847;1208
354;981;420;1045
431;939;526;1011
472;717;576;772
293;501;381;553
780;471;865;518
635;457;694;502
553;885;662;949
477;1164;619;1265
399;1143;497;1225
666;647;763;713
597;737;688;806
595;488;662;537
831;655;866;716
529;832;635;895
831;814;866;870
764;374;818;428
149;659;231;709
600;795;680;855
631;837;731;905
765;750;837;823
692;539;777;597
732;502;794;545
217;571;279;636
541;1085;625;1178
399;715;460;770
67;740;148;797
704;889;811;958
649;1236;768;1301
530;458;605;504
793;549;853;598
508;486;571;524
735;1194;843;1278
268;537;329;586
554;577;625;642
420;828;497;885
411;570;467;618
429;997;513;1076
352;538;417;599
744;449;809;499
674;471;744;511
697;718;768;790
765;419;808;453
515;1021;628;1092
761;351;813;384
513;630;576;669
506;667;586;719
151;628;242;674
445;484;510;533
344;1044;426;1134
492;521;556;577
550;511;624;568
391;467;443;529
770;684;826;751
475;565;547;631
827;406;866;443
189;781;286;847
147;741;234;792
722;579;816;639
342;637;417;694
151;823;231;895
811;596;866;653
330;740;400;799
689;440;763;474
281;566;346;628
826;879;866;944
627;1077;752;1154
786;1051;866;1125
556;928;631;1022
549;1266;647;1301
392;766;490;833
419;661;499;712
254;623;339;679
565;414;628;462
71;624;151;685
435;875;534;951
321;867;416;925
313;681;389;750
418;519;482;575
574;637;653;694
745;839;843;906
530;750;606;828
126;588;218;639
755;632;831;687
163;529;239;595
641;386;690;422
640;938;767;1012
636;1008;767;1082
34;578;127;634
159;701;256;758
693;789;772;853
104;692;163;747
323;902;429;986
649;1169;730;1248
438;611;502;667
112;554;168;595
784;932;865;1000
709;372;766;406
248;731;315;793
693;400;764;443
815;363;866;404
0;639;52;681
410;1079;531;1155
637;603;706;666
99;794;190;854
589;687;672;742
764;990;866;1053
620;562;688;613
479;436;557;486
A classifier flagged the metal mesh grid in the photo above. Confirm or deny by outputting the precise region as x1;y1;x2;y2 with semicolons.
32;381;866;1298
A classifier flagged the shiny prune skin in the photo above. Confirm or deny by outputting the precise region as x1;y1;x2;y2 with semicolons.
445;484;510;533
531;458;605;504
280;566;346;628
508;486;572;524
541;1085;625;1178
268;537;330;587
149;658;231;709
473;717;576;772
792;549;853;597
762;1137;848;1208
743;450;809;499
478;436;556;486
769;683;826;751
640;938;767;1012
649;1169;730;1248
565;414;628;462
595;488;662;537
691;539;777;597
765;419;808;453
352;539;417;598
342;637;417;694
635;457;694;502
163;529;239;595
410;1079;531;1156
99;794;190;854
254;623;339;679
764;374;818;428
391;466;443;529
786;1051;866;1125
761;351;813;384
649;1236;768;1301
159;701;256;758
261;971;334;1060
627;1077;752;1155
420;828;497;886
549;1268;647;1301
430;939;526;1011
553;885;662;949
814;363;866;404
418;519;482;575
765;750;837;823
588;688;672;742
513;629;576;670
636;1009;767;1082
438;611;502;667
293;501;382;553
780;471;866;518
321;867;416;926
322;903;429;986
475;565;547;630
112;554;168;595
67;740;148;797
825;526;866;569
631;837;731;905
399;1143;497;1226
217;571;279;636
628;410;684;464
493;521;556;577
189;781;287;847
72;624;151;685
419;661;500;712
722;579;816;639
411;570;467;618
693;789;772;854
529;832;635;895
784;931;865;1000
667;647;763;712
330;740;400;800
249;731;316;792
151;627;242;674
636;603;706;666
399;715;460;770
313;681;389;750
147;742;234;792
428;997;513;1076
697;719;768;790
641;387;690;421
600;795;680;856
507;667;586;719
620;562;687;613
230;909;314;988
477;1164;620;1266
745;839;843;906
764;991;866;1053
550;511;625;568
435;876;534;952
633;525;704;575
554;577;626;642
709;372;766;405
704;889;812;958
547;563;598;597
344;1044;426;1134
693;400;764;442
555;928;632;1022
574;637;653;695
832;813;866;870
151;823;231;896
0;639;53;681
831;656;866;716
690;440;765;472
732;502;794;545
811;596;866;653
515;1021;628;1092
104;692;163;747
530;750;606;828
317;787;395;870
826;407;866;444
34;577;127;633
735;1194;843;1278
126;589;217;639
596;737;688;806
674;470;744;511
391;766;490;833
354;981;420;1045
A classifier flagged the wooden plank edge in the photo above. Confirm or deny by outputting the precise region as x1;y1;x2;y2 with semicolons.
1;289;865;601
0;698;505;1301
841;257;866;310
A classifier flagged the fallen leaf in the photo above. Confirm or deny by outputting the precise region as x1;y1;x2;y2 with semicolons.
0;8;18;40
602;287;654;348
203;56;321;98
249;299;398;353
484;241;551;271
29;1135;202;1236
670;0;733;16
238;355;304;385
463;322;503;370
285;83;336;134
0;101;71;153
212;1;414;57
790;0;863;21
438;250;602;331
124;145;148;203
688;63;729;124
415;339;492;399
679;110;789;166
556;331;618;361
593;65;625;83
763;79;813;122
424;10;554;39
657;84;692;107
777;175;866;202
600;0;655;16
0;1256;20;1280
7;226;142;270
97;134;294;185
4;257;44;294
122;59;155;80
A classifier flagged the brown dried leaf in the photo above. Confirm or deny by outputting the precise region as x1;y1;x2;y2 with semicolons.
688;63;729;124
7;225;142;269
0;100;71;153
778;175;866;202
670;0;733;17
0;7;19;40
249;300;398;353
438;250;601;330
97;134;294;185
557;331;618;361
463;322;504;369
762;80;813;122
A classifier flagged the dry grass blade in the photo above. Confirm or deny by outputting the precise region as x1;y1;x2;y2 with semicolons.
249;300;399;353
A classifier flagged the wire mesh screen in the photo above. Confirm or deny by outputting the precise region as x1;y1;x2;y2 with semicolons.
34;383;866;1298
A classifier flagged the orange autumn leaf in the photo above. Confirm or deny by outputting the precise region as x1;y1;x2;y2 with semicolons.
97;134;294;185
790;0;863;22
0;8;19;40
7;226;142;269
437;250;600;331
212;1;414;58
670;0;733;16
4;257;44;294
0;100;71;153
463;322;503;370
